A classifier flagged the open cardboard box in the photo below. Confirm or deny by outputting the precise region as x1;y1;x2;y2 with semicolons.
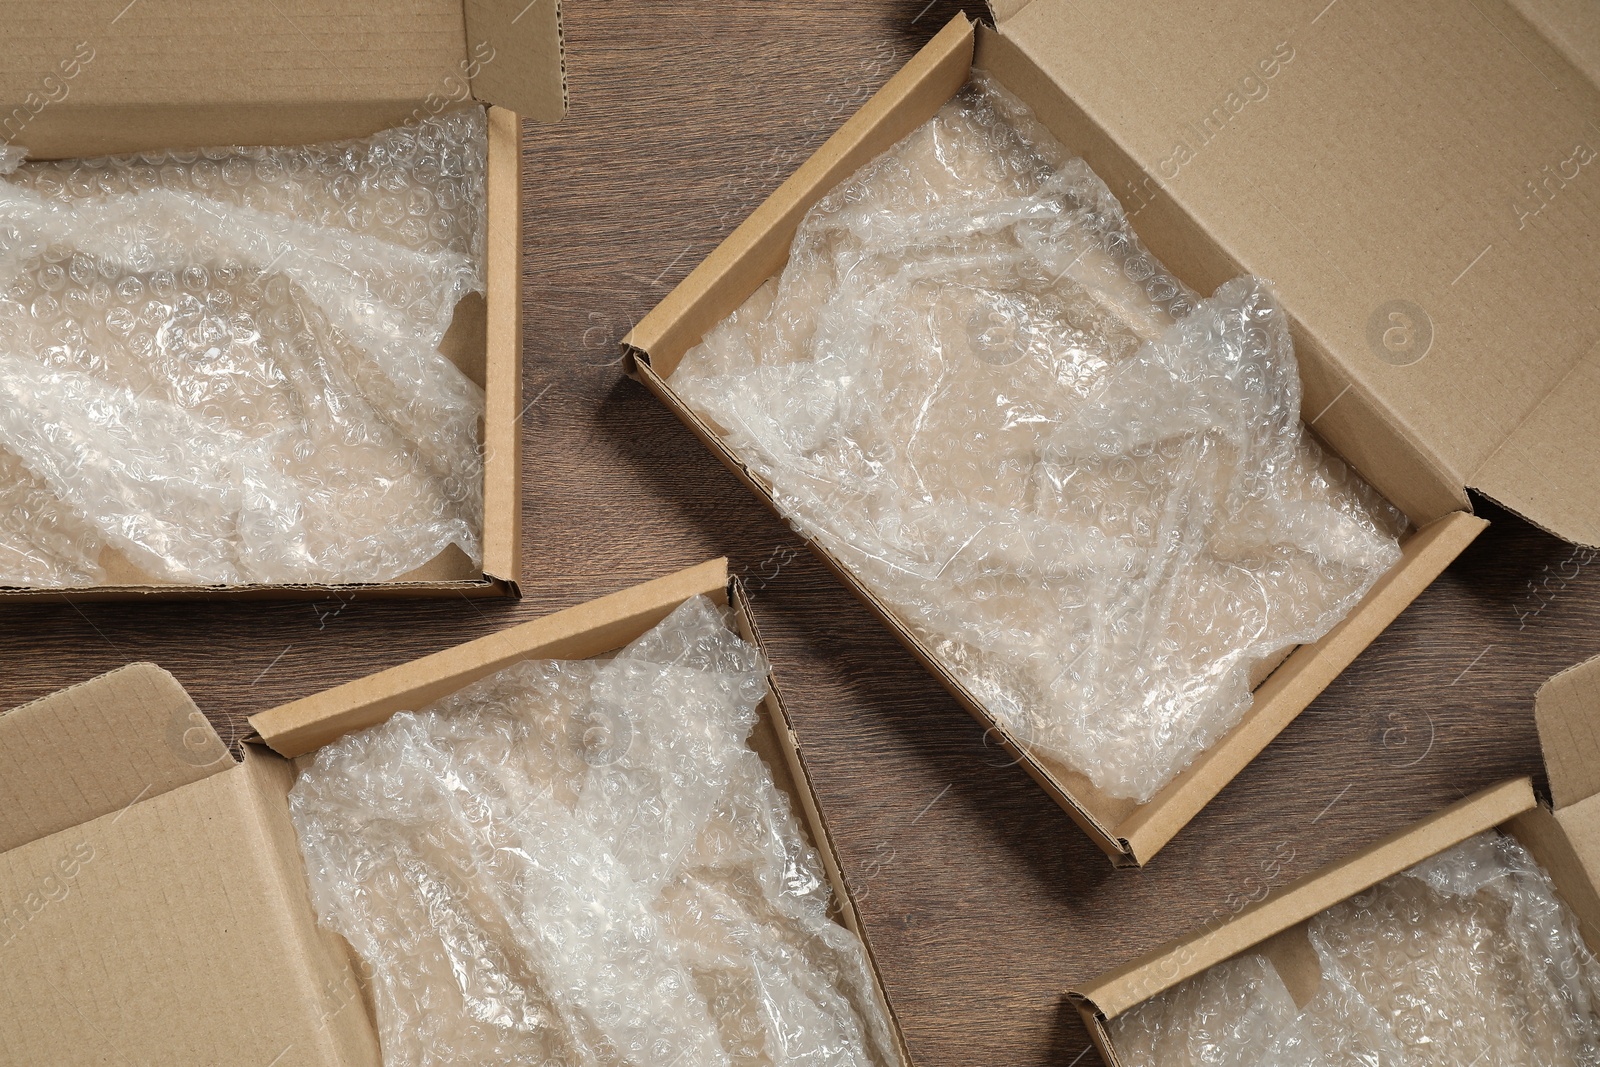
1070;651;1600;1065
624;4;1600;864
0;558;913;1066
0;0;568;600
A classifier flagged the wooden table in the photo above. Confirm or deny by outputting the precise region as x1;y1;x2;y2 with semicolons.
4;3;1597;1063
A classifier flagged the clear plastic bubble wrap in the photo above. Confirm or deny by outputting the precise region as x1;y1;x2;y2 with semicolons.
288;596;900;1067
670;75;1405;802
1110;831;1600;1067
0;109;489;586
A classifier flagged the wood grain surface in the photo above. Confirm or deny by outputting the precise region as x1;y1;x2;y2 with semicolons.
3;3;1598;1064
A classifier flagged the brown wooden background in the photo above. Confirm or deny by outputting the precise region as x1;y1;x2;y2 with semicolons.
3;3;1598;1064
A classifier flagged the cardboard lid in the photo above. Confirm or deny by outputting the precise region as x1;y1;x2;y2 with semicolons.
993;0;1600;546
1535;652;1600;810
3;0;565;122
0;662;233;853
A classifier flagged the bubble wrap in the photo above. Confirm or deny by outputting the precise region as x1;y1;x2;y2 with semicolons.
0;109;488;586
670;76;1405;802
288;596;900;1067
1110;831;1600;1067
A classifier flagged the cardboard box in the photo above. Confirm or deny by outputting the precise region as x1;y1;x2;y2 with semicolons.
0;0;567;600
0;558;914;1066
1070;651;1600;1065
625;5;1600;863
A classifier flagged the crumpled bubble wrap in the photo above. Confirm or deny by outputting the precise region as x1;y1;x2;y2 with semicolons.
670;75;1404;802
0;109;488;586
1110;831;1600;1067
287;596;900;1067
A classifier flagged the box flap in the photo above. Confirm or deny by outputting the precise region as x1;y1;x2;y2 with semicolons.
0;663;232;854
1535;652;1600;810
2;0;564;131
1471;343;1600;547
250;558;731;757
993;0;1600;543
1509;0;1600;83
465;0;567;122
0;747;380;1065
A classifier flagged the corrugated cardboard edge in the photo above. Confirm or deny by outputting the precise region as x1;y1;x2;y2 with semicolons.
1118;511;1488;864
466;0;568;122
623;14;976;370
0;576;511;604
0;662;234;854
1535;652;1600;810
1068;777;1536;1032
249;559;731;757
729;580;916;1067
481;103;525;593
1470;343;1600;550
228;748;386;1065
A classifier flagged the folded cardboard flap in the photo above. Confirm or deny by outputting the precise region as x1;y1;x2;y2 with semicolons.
2;0;564;157
481;102;526;594
0;754;382;1066
249;558;733;757
1532;652;1600;909
466;0;567;123
1536;652;1600;810
0;667;380;1067
1508;0;1600;81
0;662;233;854
992;0;1600;546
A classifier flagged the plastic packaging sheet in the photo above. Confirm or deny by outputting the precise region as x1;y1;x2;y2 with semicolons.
1110;831;1600;1066
670;75;1405;802
0;109;488;586
288;596;900;1067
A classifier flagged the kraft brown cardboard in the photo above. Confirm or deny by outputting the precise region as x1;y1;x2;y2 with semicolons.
249;557;736;757
991;0;1600;548
1070;652;1600;1067
2;0;565;156
0;561;913;1067
625;12;1505;863
0;665;380;1067
0;0;552;600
